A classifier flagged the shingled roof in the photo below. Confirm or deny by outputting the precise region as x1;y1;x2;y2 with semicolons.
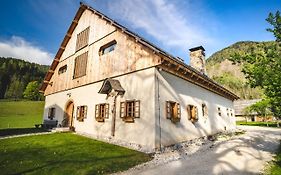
40;2;239;101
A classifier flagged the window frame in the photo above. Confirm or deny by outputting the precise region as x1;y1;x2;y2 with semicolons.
48;107;56;120
95;103;109;122
99;40;117;56
202;103;208;117
166;101;181;123
187;105;198;123
120;100;140;123
76;105;88;122
58;65;67;75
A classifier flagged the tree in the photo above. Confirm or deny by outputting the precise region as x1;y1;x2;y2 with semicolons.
4;75;24;100
245;99;272;126
230;11;281;119
23;81;44;101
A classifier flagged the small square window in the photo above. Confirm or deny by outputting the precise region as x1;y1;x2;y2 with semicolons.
77;106;87;122
48;107;56;120
188;105;198;123
95;103;109;122
166;101;181;123
120;100;140;123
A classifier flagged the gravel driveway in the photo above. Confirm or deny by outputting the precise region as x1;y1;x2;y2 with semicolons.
117;126;281;175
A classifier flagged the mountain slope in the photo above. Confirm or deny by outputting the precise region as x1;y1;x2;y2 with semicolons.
206;41;274;99
0;57;49;99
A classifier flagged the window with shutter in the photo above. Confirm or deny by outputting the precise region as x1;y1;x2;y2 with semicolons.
76;105;87;122
95;103;110;122
76;27;90;51
166;101;181;123
120;100;140;123
188;105;198;123
73;52;88;79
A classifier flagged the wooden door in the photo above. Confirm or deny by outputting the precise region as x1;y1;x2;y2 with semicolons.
64;102;74;127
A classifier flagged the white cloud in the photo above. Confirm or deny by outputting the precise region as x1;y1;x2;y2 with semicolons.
108;0;215;52
0;36;53;65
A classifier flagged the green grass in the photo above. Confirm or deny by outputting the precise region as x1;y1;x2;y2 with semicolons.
0;133;152;175
264;141;281;175
236;121;280;128
0;100;44;129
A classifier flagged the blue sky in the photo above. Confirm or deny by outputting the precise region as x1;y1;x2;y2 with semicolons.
0;0;279;65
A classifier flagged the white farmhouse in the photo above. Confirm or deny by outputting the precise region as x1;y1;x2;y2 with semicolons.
40;3;239;152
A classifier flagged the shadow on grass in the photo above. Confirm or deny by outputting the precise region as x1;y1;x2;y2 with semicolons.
0;128;50;137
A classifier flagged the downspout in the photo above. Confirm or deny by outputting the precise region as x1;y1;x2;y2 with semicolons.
156;69;162;151
111;95;117;136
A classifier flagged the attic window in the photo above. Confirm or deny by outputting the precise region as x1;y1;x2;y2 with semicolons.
187;105;198;123
95;103;109;122
166;101;181;123
76;27;90;51
99;40;117;56
77;105;87;122
120;100;140;123
58;65;67;74
73;52;88;79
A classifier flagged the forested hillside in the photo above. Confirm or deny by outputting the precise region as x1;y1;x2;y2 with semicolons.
0;57;48;99
206;41;274;99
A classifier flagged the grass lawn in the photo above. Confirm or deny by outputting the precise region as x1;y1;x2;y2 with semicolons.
0;100;44;129
265;141;281;175
236;121;280;128
0;133;152;175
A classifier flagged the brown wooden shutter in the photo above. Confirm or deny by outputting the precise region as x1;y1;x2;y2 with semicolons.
187;105;191;120
95;104;99;118
177;103;181;119
84;106;87;119
166;101;171;119
105;103;109;119
76;106;80;121
120;102;125;118
134;100;140;118
194;106;198;120
76;27;90;51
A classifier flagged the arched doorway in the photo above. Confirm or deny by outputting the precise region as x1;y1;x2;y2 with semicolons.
63;101;74;127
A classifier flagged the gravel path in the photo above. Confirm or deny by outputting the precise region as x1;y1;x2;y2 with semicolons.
115;126;281;175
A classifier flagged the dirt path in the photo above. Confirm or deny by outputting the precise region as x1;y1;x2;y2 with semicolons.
118;126;281;175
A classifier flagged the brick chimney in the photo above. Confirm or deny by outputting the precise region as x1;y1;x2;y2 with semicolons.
189;46;206;74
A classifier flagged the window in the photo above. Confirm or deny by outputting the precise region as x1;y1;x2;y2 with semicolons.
77;106;87;122
73;52;88;78
76;27;90;51
166;101;181;123
230;109;233;117
226;108;229;117
218;107;222;116
202;103;208;117
187;105;198;123
99;40;117;56
95;103;109;122
120;100;140;123
48;107;56;120
58;65;67;74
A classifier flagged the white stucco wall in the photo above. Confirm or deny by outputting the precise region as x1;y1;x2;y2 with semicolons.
44;67;156;152
155;69;236;147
